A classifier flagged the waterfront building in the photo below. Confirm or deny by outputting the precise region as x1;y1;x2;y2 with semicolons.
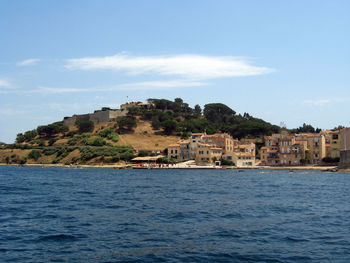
195;143;222;165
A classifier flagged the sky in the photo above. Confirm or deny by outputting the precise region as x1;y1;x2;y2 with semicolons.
1;0;349;143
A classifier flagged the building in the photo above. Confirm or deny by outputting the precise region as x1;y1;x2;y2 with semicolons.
189;133;206;159
323;130;341;158
120;101;154;110
223;142;256;167
167;144;181;160
339;128;350;168
202;133;237;153
195;143;222;165
295;133;326;164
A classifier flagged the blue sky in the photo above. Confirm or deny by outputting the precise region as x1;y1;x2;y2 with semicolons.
1;0;349;143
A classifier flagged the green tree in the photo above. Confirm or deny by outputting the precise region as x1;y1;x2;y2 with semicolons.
28;150;41;161
117;117;137;132
194;104;202;117
75;120;94;133
161;119;177;135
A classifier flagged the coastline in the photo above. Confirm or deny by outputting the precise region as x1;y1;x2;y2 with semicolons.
0;163;340;171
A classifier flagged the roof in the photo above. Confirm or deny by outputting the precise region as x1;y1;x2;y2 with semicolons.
131;155;164;161
168;144;180;147
210;147;223;151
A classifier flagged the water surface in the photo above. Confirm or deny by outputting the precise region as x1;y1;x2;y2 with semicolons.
1;166;350;262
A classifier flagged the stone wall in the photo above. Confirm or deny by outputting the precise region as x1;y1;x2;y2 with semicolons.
63;109;128;126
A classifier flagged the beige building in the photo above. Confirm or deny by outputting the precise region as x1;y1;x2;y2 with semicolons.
295;133;326;164
167;144;181;160
323;130;341;158
202;133;237;153
195;143;222;165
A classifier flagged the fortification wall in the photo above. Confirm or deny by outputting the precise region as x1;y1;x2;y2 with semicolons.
89;111;110;123
63;109;128;126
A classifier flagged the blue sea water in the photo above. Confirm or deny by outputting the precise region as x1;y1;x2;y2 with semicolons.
1;166;350;262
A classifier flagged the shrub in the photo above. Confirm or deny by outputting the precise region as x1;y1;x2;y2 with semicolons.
117;117;137;132
79;146;134;161
19;157;27;165
37;122;68;137
42;148;59;155
81;133;91;139
48;137;59;146
99;128;119;142
28;150;41;161
66;130;76;137
75;120;94;133
87;136;106;146
68;136;79;146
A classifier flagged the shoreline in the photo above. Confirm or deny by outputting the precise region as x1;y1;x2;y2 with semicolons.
0;163;341;171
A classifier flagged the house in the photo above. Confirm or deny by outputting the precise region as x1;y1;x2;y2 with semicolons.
295;133;326;164
195;143;222;165
323;130;341;158
167;144;181;160
202;133;238;153
339;128;350;168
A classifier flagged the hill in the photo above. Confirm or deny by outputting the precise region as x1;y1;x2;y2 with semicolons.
0;98;281;165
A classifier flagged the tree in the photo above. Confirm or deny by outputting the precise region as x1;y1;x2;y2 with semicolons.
75;120;94;133
37;122;69;137
203;103;236;123
194;104;202;117
28;150;41;161
118;117;137;132
161;120;177;135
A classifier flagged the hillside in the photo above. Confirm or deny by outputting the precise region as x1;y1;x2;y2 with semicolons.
0;98;281;165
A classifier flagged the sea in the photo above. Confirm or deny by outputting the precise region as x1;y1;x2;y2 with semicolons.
1;166;350;262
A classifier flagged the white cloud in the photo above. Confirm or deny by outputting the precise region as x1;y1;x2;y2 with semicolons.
65;53;273;79
303;99;331;106
0;79;12;89
17;58;40;66
0;109;27;115
31;80;207;94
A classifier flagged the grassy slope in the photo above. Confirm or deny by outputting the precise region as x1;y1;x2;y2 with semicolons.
0;119;179;164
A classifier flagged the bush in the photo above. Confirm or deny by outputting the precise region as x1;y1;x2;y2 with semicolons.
117;117;137;132
42;148;59;156
19;157;27;165
75;120;94;133
37;122;68;137
66;130;76;137
48;137;59;146
28;150;41;161
79;146;134;161
87;136;106;146
68;136;79;146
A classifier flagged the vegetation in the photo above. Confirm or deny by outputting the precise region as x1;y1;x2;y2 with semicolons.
75;120;94;133
27;150;41;161
290;123;321;134
117;117;137;132
79;146;134;162
99;128;119;142
37;122;68;137
87;136;107;146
